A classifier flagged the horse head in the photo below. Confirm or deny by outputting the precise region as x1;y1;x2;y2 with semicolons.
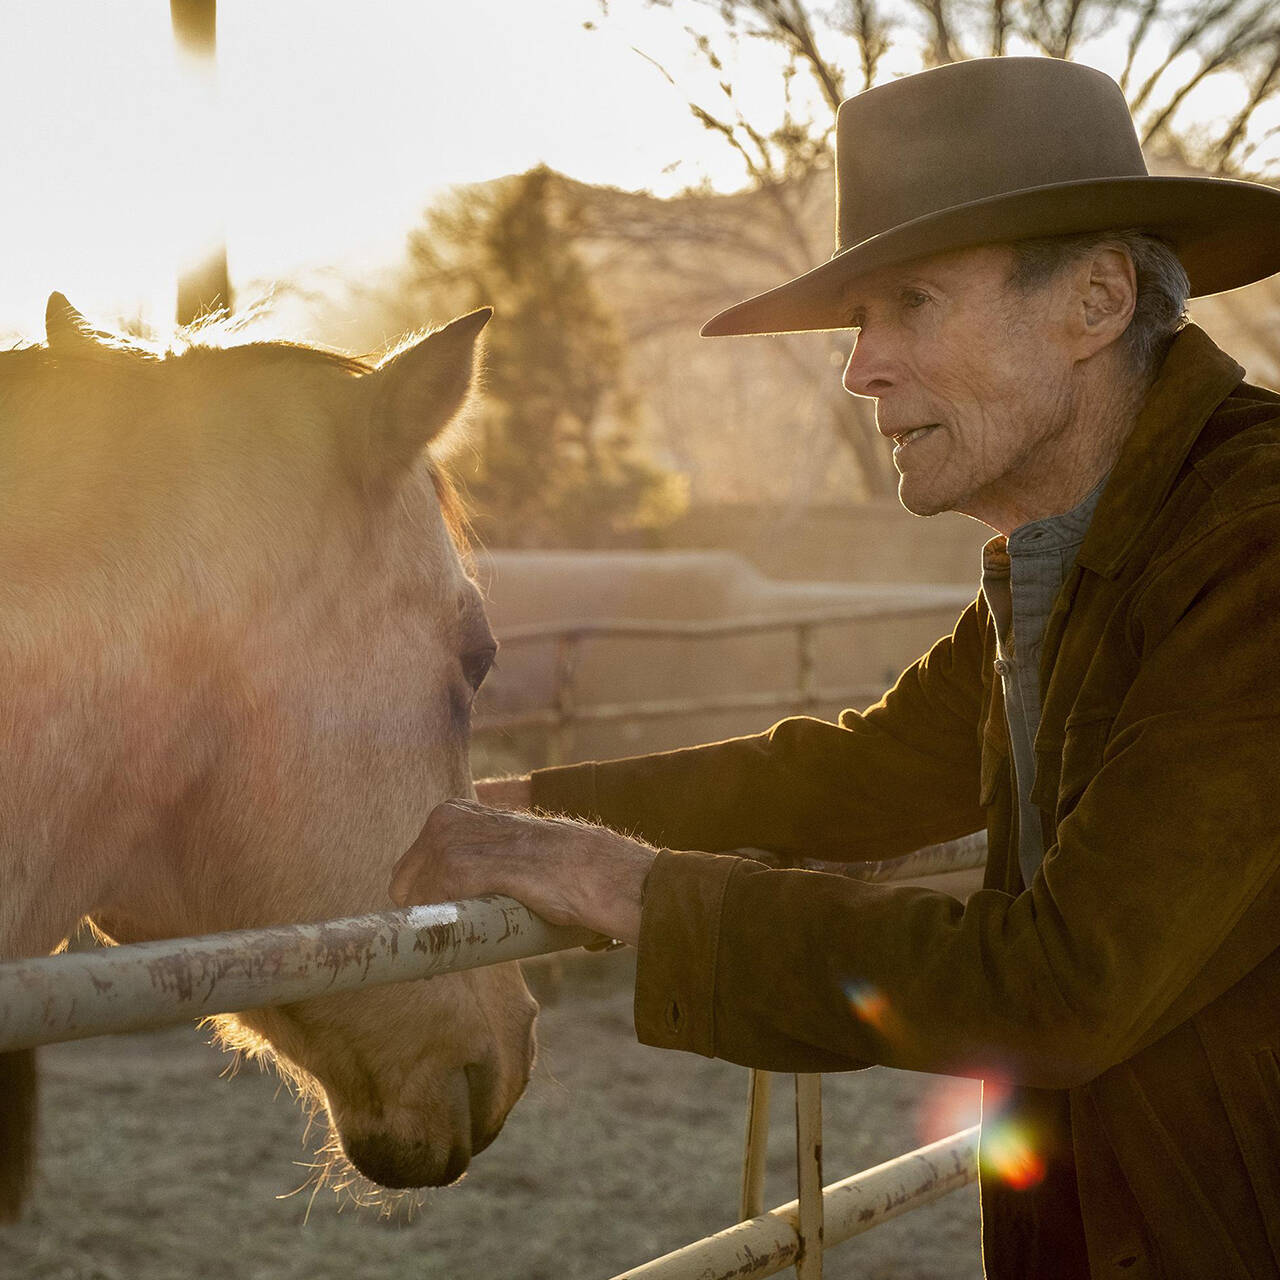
1;296;537;1201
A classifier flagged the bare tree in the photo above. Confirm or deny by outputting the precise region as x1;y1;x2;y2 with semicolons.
589;0;1280;498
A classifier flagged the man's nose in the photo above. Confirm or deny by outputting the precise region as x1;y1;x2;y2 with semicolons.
842;333;896;398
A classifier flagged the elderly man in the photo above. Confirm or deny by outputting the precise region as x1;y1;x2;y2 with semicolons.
392;58;1280;1278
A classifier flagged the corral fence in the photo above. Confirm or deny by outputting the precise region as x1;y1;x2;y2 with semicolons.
472;599;972;765
0;877;983;1279
3;601;989;1276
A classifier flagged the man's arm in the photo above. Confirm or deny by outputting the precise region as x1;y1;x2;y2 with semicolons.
629;499;1280;1079
402;500;1280;1085
398;598;993;978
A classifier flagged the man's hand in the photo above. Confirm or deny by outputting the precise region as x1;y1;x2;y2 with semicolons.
473;775;532;810
389;799;656;947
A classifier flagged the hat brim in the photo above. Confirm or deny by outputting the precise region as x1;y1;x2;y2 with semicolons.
701;175;1280;337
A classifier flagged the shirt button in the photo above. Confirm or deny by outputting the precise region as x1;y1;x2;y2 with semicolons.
994;658;1012;676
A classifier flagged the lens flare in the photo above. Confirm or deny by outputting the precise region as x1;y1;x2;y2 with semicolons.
844;980;891;1030
843;978;911;1049
980;1117;1047;1190
915;1075;982;1146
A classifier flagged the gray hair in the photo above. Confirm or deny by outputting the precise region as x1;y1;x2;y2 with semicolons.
1006;229;1190;372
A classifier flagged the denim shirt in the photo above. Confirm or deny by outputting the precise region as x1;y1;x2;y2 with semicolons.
981;476;1109;887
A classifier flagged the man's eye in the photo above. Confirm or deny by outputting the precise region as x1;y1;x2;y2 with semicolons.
461;643;497;692
901;289;930;308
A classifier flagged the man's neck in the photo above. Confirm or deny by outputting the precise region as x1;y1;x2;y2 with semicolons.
969;356;1151;535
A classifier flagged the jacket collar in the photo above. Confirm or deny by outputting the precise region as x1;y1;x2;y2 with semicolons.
1077;324;1244;579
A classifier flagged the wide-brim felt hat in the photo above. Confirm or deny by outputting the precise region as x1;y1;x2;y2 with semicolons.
702;57;1280;337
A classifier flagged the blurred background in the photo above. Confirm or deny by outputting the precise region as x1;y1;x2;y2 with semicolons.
5;3;1280;1276
6;0;1280;771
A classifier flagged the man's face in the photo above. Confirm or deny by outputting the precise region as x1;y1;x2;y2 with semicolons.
841;244;1081;530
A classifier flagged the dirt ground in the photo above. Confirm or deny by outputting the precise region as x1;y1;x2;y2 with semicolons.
4;949;982;1280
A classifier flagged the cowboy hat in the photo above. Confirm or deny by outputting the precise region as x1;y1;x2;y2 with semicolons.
702;57;1280;337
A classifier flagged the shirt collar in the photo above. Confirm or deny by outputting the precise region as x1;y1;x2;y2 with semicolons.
1076;324;1244;579
1008;472;1109;555
982;470;1110;576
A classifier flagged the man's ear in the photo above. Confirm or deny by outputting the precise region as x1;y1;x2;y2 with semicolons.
1076;246;1137;358
363;308;491;472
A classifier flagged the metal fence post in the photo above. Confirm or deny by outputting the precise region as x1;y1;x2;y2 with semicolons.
794;1074;825;1280
740;1069;774;1221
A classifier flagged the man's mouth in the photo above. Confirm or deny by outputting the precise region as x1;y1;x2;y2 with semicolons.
890;424;940;450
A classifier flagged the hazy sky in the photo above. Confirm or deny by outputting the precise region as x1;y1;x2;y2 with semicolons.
2;0;786;334
3;1;1272;337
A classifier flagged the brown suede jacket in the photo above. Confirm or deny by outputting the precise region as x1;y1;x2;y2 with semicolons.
530;326;1280;1280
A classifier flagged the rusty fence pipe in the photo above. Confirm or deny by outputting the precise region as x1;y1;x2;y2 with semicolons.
0;897;598;1053
609;1125;980;1280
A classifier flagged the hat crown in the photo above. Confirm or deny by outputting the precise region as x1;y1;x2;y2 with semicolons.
836;58;1149;251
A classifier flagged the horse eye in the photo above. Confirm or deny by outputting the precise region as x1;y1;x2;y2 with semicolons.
461;643;497;692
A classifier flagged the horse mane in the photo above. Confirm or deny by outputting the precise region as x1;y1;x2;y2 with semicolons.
0;326;473;558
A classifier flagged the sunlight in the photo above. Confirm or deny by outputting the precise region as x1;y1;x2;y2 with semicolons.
1;7;186;336
3;0;757;338
3;1;1273;341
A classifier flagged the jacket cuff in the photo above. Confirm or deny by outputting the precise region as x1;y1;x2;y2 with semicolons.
633;848;746;1057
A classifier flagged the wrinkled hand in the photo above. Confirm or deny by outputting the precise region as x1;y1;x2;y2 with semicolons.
389;799;656;947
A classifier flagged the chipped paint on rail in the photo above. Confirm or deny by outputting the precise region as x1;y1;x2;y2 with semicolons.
0;897;598;1053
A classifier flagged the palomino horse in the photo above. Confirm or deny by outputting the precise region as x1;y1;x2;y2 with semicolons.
0;295;537;1217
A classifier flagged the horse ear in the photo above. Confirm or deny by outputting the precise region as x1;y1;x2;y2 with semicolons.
45;292;105;354
366;308;492;469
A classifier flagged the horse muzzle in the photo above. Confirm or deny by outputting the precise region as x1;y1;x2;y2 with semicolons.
340;1057;517;1188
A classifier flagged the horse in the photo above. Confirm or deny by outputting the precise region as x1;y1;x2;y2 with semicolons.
0;294;538;1218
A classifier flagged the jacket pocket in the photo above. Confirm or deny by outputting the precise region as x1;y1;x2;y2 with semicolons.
1051;715;1112;822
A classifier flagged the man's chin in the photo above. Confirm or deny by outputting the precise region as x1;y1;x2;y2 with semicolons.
895;480;949;518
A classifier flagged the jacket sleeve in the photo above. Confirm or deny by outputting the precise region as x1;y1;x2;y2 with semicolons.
633;501;1280;1085
530;596;988;861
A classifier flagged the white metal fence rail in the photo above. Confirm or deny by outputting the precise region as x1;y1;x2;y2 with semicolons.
0;897;595;1053
615;1124;981;1280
